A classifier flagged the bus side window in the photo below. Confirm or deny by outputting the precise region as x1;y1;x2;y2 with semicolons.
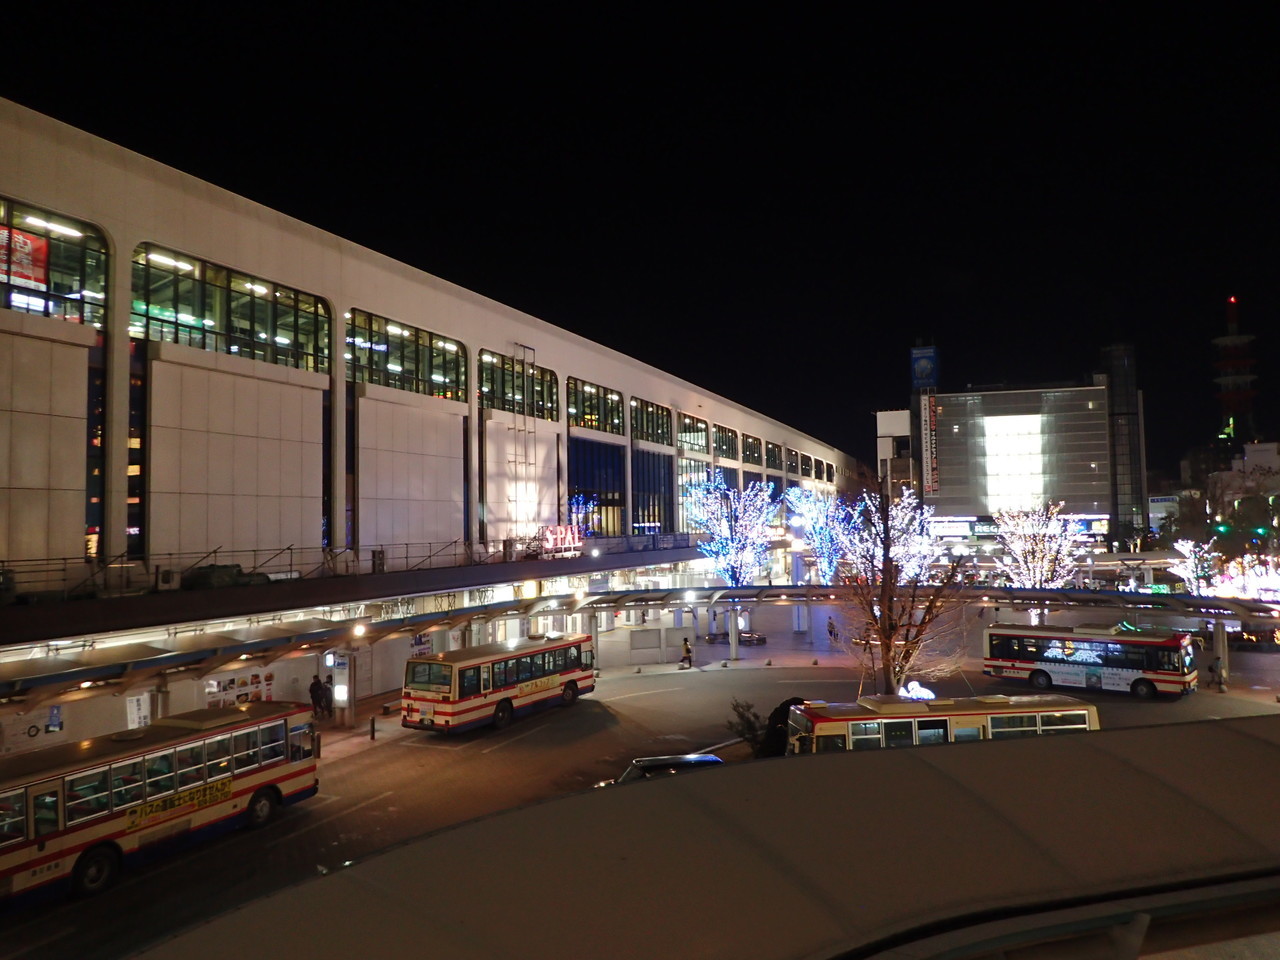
146;751;176;796
66;769;110;822
32;785;60;837
815;734;847;753
232;729;260;771
550;648;565;672
459;667;480;698
566;646;581;669
989;634;1012;658
111;759;145;808
206;734;232;780
0;788;26;845
529;653;545;679
260;722;286;764
288;722;314;762
516;656;533;683
493;660;508;688
480;664;491;693
582;647;593;670
884;720;915;748
917;719;949;746
176;743;205;787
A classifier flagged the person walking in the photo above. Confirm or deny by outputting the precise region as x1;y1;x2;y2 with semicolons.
827;617;839;644
679;638;694;669
309;675;325;718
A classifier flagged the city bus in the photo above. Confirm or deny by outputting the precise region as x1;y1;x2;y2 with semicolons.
983;621;1198;698
0;701;318;901
401;632;595;734
787;693;1099;754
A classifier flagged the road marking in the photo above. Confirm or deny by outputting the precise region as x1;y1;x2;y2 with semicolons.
266;791;393;847
481;724;549;754
601;687;682;701
392;738;470;750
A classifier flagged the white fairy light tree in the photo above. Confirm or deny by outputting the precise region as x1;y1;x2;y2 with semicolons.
837;486;970;695
1169;538;1220;596
993;502;1078;589
783;487;853;585
684;470;777;588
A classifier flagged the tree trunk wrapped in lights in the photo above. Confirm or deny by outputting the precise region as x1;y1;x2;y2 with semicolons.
1169;538;1220;596
783;487;854;585
684;470;778;660
837;486;970;695
993;501;1078;589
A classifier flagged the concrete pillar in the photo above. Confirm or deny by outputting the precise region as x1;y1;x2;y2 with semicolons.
1213;619;1229;691
793;604;810;633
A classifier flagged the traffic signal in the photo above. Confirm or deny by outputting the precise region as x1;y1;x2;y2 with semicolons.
1213;522;1232;534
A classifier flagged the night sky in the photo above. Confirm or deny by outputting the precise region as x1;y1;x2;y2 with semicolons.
4;7;1277;477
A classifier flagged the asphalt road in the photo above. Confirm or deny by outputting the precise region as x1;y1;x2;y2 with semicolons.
3;636;1279;959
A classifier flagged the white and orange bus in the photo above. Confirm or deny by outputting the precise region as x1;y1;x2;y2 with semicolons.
0;701;318;901
787;693;1100;754
983;621;1198;698
401;633;595;734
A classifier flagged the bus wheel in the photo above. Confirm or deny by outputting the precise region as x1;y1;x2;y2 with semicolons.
561;681;579;706
73;845;120;897
493;699;514;729
246;788;278;828
1029;671;1052;691
1132;679;1157;700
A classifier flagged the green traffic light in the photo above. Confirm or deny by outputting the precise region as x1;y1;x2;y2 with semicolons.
1214;524;1231;533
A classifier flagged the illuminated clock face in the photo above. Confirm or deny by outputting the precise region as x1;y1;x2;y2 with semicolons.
914;357;935;380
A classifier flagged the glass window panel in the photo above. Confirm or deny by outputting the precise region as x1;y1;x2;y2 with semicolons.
883;720;915;748
288;721;314;762
233;728;260;770
66;768;111;822
176;743;205;787
33;787;60;836
917;718;949;745
0;788;25;845
205;734;232;780
260;722;287;763
111;759;145;807
146;751;176;797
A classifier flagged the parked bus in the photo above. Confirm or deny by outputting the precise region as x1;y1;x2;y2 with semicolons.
787;693;1099;754
0;701;318;901
983;621;1198;698
401;633;595;734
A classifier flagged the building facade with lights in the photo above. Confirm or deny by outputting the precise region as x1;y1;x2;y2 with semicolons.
920;374;1148;551
0;97;858;576
0;98;865;748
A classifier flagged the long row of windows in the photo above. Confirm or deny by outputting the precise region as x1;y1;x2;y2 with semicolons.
988;634;1184;672
566;377;624;435
631;397;673;445
131;244;331;372
479;349;559;420
347;309;466;400
483;644;586;693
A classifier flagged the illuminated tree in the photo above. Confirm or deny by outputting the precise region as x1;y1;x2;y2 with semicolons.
684;470;777;587
838;487;970;694
568;493;599;532
993;502;1078;589
1169;538;1220;595
783;487;853;585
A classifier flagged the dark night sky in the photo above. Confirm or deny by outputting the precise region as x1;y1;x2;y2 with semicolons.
4;6;1277;476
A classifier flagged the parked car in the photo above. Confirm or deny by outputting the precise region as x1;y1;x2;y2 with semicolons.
594;754;725;788
701;631;767;645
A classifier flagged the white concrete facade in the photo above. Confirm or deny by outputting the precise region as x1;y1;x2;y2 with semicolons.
0;97;861;575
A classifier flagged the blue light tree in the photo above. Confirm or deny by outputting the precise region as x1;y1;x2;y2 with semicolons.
783;487;854;585
568;493;599;534
684;470;777;587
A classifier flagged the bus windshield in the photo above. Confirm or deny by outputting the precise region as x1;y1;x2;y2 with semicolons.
406;662;452;691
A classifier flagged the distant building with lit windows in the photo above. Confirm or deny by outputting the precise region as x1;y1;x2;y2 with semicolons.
918;348;1149;548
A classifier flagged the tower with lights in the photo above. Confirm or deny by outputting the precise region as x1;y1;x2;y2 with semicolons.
1212;296;1258;444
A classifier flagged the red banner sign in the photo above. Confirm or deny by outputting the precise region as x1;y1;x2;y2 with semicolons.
0;227;49;290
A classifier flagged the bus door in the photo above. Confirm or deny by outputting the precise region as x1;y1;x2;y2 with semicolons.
26;779;67;863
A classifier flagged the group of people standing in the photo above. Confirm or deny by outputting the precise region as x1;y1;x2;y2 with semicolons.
309;674;335;719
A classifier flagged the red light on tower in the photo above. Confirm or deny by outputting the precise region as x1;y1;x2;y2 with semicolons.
1229;295;1237;303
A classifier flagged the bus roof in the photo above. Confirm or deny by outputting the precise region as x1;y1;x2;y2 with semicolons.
794;693;1095;721
986;621;1186;639
0;701;309;789
405;633;589;666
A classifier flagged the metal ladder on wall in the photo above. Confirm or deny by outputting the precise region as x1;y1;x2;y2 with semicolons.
509;343;538;540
